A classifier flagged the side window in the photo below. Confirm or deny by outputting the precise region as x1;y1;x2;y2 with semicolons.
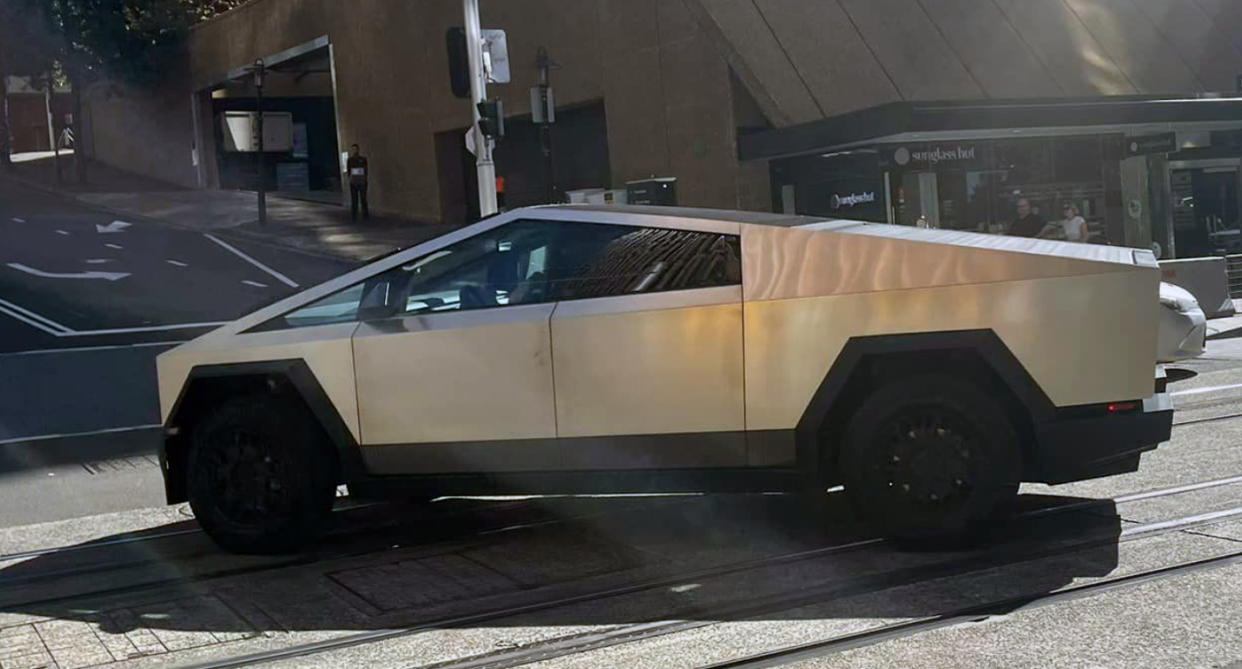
548;226;742;300
257;220;568;329
253;219;742;331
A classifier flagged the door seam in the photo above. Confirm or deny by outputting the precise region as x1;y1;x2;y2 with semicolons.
548;301;562;468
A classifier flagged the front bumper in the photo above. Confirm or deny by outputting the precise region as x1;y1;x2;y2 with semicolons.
1030;372;1174;485
1157;306;1207;363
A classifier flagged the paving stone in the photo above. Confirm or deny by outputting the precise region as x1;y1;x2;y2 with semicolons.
94;625;141;663
0;649;55;669
34;620;112;669
104;611;165;657
0;627;45;661
131;598;241;652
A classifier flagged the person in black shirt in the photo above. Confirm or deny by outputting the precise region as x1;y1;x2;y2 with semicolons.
346;144;369;221
1008;198;1047;238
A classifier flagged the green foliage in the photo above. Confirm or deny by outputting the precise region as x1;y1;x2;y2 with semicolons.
13;0;247;88
0;0;58;78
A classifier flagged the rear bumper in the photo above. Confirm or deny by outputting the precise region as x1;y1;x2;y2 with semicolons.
1031;377;1173;485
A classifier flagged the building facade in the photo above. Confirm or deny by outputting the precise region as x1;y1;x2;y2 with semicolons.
4;77;72;154
80;0;1242;258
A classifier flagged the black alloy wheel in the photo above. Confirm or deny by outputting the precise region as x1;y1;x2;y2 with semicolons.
839;374;1021;542
187;396;337;554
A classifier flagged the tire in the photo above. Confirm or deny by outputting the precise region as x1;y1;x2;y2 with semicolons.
187;395;338;554
838;374;1021;542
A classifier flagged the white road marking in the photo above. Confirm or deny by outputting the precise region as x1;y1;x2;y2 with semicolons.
241;280;268;288
58;322;227;337
204;233;299;288
11;218;25;223
166;260;188;267
0;424;161;446
1171;382;1242;397
0;304;66;335
95;220;132;233
0;341;180;357
0;297;72;334
55;230;69;236
0;296;224;337
84;259;114;264
105;243;124;250
6;263;130;281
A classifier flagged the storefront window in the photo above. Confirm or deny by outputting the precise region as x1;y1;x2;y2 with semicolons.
771;134;1125;244
768;151;886;222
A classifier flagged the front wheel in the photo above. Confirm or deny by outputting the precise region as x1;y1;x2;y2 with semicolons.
187;396;338;554
838;374;1021;542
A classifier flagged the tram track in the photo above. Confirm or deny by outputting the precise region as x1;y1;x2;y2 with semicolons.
165;472;1242;669
699;546;1242;669
1173;410;1242;428
0;494;690;610
387;503;1242;669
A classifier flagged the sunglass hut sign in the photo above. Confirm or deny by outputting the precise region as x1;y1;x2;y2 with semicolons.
890;144;981;168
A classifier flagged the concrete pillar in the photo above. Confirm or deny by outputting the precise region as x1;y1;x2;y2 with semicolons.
191;90;220;189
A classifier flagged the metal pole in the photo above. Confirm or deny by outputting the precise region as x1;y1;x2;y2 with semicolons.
44;75;61;185
254;59;267;228
537;47;555;204
464;0;497;217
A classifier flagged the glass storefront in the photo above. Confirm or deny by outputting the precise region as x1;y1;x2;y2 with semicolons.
772;134;1127;245
769;150;887;223
1167;164;1242;258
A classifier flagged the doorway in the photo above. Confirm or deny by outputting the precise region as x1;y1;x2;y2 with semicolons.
435;101;610;225
896;172;940;227
1171;165;1241;257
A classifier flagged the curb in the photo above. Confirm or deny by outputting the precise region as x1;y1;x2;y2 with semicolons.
0;170;372;263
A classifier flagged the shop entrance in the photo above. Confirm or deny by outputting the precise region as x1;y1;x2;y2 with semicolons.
897;172;941;228
196;40;342;202
1170;165;1241;257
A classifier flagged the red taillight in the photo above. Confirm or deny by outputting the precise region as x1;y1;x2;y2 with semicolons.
1107;402;1137;413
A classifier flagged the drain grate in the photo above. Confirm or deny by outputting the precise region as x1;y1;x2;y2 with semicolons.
82;455;161;475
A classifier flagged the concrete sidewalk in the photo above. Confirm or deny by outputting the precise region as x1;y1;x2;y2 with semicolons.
1208;299;1242;340
2;153;457;262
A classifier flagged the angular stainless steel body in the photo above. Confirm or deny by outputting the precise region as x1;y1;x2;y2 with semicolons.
157;204;1164;485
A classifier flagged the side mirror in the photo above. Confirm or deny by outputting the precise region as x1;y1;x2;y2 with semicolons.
357;277;397;320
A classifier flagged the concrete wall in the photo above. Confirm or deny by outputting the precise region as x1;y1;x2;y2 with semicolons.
173;0;766;221
83;81;199;188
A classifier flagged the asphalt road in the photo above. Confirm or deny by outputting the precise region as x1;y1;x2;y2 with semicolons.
0;177;356;524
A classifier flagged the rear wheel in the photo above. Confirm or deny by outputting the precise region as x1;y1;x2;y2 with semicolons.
187;396;338;554
838;374;1020;541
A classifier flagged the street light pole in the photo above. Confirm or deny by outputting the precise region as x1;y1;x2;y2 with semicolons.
536;47;556;204
253;59;267;228
464;0;497;217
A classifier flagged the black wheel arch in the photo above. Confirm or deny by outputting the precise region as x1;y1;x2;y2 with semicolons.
794;330;1055;486
162;359;364;503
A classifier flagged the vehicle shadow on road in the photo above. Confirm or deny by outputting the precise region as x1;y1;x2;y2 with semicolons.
0;491;1123;653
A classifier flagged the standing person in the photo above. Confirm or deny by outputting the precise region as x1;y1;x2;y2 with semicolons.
1008;198;1048;238
1059;203;1089;242
346;144;369;221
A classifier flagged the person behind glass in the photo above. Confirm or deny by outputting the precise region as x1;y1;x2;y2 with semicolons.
1008;198;1048;238
346;144;369;221
1058;203;1089;242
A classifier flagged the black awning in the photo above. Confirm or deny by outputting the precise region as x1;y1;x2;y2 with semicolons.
739;96;1242;162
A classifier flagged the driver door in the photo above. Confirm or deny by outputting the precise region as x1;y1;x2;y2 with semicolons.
351;222;560;474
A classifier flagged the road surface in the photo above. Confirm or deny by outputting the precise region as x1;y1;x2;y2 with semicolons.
0;177;355;525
